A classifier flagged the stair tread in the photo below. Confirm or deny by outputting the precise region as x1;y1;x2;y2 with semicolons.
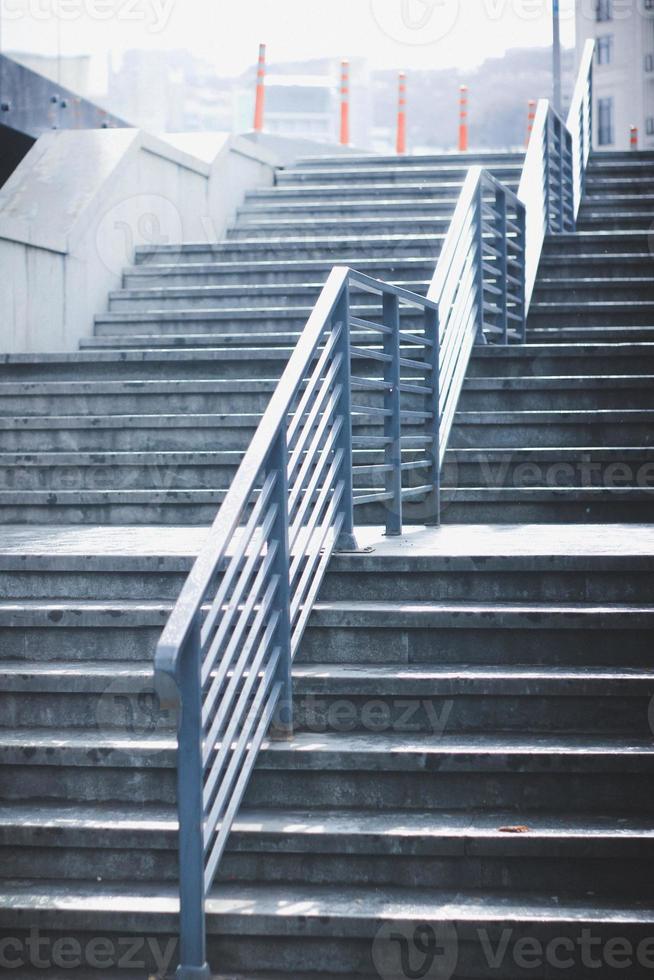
1;801;653;847
3;661;652;694
2;727;653;757
0;878;652;923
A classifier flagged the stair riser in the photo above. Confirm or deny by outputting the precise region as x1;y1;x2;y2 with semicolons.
577;216;654;231
226;219;449;240
527;329;654;343
134;239;443;263
468;354;654;377
442;458;654;489
108;283;429;312
458;389;654;411
123;261;437;289
5;920;653;980
0;391;278;416
538;259;654;279
441;499;654;523
2;844;650;899
3;564;652;603
0;360;282;383
301;625;654;668
4;622;652;669
451;422;654;448
238;202;459;221
0;498;388;526
532;285;654;303
2;690;650;737
0;420;396;453
320;567;654;602
3;763;652;814
0;625;163;662
0;462;421;493
579;197;654;212
0;425;257;453
275;168;522;187
542;236;649;256
245;770;654;814
295;153;523;168
219;851;654;898
529;310;654;328
585;179;654;194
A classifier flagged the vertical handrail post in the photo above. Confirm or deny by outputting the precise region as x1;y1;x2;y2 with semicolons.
556;117;565;233
544;110;552;234
333;278;358;552
474;181;487;343
175;614;211;980
268;428;293;739
494;182;508;343
424;304;440;525
517;201;527;343
383;292;402;535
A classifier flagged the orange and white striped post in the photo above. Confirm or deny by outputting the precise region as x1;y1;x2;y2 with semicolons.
526;99;536;146
630;125;639;151
458;84;469;152
340;60;350;146
253;42;266;133
396;72;407;155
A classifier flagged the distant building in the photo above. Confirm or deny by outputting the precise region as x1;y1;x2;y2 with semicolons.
576;0;654;149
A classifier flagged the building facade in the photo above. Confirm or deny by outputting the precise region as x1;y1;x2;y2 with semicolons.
576;0;654;149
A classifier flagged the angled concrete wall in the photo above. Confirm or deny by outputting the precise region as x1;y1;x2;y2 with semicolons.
0;129;277;353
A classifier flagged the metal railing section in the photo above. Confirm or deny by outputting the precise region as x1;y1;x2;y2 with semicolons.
519;39;594;307
156;266;440;978
158;43;596;978
567;38;595;220
429;166;526;457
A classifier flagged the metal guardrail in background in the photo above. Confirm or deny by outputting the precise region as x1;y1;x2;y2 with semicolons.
519;38;594;307
567;38;595;220
159;39;595;978
429;166;526;459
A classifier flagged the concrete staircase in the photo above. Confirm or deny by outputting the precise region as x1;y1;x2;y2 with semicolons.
2;150;654;979
0;152;522;526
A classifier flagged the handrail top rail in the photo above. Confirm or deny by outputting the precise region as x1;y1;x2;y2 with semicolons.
348;267;438;311
567;38;595;129
155;264;440;678
428;165;524;305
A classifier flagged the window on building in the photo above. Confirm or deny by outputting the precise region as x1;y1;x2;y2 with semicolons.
647;118;654;136
646;53;654;72
645;0;654;10
598;97;614;145
596;0;612;21
596;35;613;64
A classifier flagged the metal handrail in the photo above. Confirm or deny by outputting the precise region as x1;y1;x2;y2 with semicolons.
428;166;526;459
519;39;594;307
567;38;595;219
157;265;440;978
158;43;596;973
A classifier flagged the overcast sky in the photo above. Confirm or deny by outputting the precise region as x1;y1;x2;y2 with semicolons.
0;0;577;74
